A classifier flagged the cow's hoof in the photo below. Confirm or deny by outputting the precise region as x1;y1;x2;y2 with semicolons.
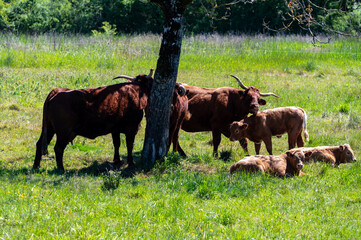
113;160;125;169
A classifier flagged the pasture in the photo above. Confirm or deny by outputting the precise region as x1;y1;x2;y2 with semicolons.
0;33;361;239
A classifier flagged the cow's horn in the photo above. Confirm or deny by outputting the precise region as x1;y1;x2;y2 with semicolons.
230;75;247;90
113;75;135;81
260;92;280;98
147;68;154;78
178;84;186;96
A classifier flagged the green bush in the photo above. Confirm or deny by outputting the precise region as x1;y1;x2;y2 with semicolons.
318;2;361;35
0;0;359;35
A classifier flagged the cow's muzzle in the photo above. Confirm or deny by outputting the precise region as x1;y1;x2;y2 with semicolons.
296;163;303;170
249;105;259;114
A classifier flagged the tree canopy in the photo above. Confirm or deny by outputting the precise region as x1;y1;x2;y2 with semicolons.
0;0;359;35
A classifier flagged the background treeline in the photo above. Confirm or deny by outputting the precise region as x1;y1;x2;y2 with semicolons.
0;0;360;35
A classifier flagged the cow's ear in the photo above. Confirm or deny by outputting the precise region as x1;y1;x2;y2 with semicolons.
240;123;248;129
286;151;293;158
139;97;148;110
259;99;266;105
339;145;345;151
305;152;312;158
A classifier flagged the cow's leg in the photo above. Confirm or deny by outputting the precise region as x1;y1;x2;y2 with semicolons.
125;133;136;167
313;152;336;166
255;142;261;155
212;130;222;157
176;145;187;157
174;137;187;157
34;133;45;169
287;132;297;149
172;122;187;157
263;137;273;155
176;142;187;157
257;164;265;173
298;171;305;176
54;137;68;171
296;133;305;147
172;138;187;157
324;153;337;166
239;138;249;155
112;133;122;165
34;127;55;169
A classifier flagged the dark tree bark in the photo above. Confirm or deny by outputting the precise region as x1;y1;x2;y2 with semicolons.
141;0;193;170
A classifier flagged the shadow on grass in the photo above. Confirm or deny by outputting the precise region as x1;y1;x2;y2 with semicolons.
0;151;143;179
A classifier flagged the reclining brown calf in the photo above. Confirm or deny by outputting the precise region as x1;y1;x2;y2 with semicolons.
289;144;357;166
229;107;309;155
229;151;308;177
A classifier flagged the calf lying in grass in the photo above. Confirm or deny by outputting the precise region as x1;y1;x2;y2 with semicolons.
229;151;307;177
229;107;309;155
290;144;357;166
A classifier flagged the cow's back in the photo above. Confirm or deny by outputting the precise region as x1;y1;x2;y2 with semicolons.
183;86;246;133
47;83;146;139
261;107;305;135
230;155;279;174
230;156;263;174
291;145;356;164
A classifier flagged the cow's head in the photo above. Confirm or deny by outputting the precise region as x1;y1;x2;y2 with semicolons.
229;120;248;142
113;69;154;110
231;75;279;115
339;144;357;163
286;151;305;171
113;69;154;91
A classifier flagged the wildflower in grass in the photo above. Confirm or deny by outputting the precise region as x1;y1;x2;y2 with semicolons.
18;193;26;199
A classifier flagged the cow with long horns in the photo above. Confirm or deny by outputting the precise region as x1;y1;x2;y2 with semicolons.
178;75;279;156
34;70;155;171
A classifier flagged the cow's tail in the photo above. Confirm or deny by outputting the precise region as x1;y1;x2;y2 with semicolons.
40;102;49;155
40;92;54;155
302;109;309;142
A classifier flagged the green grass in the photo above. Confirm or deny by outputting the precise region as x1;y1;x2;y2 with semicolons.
1;33;361;239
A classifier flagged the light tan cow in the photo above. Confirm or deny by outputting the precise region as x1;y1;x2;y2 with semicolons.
229;151;307;177
290;144;356;166
229;107;309;155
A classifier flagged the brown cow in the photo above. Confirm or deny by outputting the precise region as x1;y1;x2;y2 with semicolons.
290;144;357;166
178;75;279;156
34;70;155;171
229;151;307;177
168;84;190;156
229;107;309;155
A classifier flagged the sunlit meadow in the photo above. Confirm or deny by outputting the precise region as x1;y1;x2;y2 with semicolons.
0;33;361;239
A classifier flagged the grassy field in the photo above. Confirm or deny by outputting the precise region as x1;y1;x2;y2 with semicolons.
0;33;361;239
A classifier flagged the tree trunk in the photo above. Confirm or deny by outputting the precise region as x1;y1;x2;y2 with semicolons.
141;0;191;170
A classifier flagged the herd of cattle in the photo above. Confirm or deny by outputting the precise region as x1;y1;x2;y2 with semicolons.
33;69;357;175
